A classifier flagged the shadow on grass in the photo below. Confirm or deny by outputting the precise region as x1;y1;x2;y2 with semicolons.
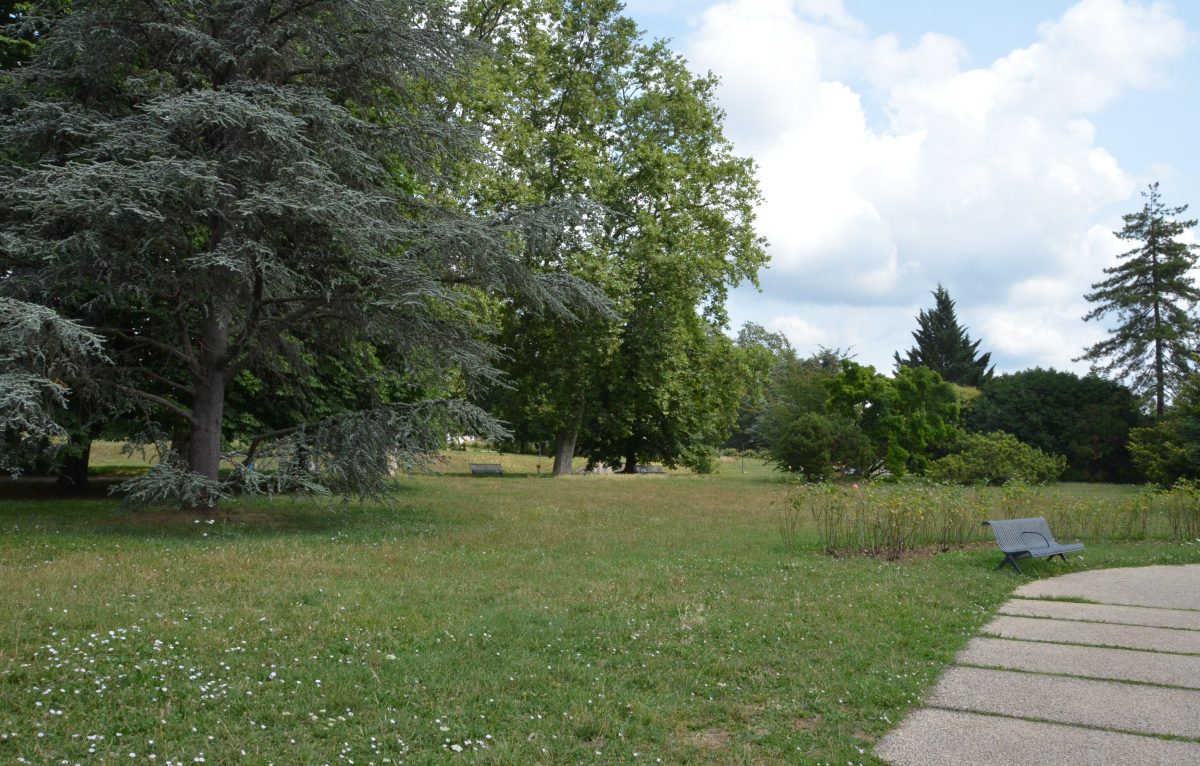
0;480;456;543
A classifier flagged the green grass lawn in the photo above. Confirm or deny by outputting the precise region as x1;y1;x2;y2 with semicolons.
2;468;1198;765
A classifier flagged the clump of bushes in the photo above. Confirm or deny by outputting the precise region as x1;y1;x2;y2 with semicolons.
928;431;1065;485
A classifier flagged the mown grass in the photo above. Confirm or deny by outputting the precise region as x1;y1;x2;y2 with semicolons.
2;468;1198;766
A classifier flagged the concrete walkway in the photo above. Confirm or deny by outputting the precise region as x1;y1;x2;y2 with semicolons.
876;564;1200;766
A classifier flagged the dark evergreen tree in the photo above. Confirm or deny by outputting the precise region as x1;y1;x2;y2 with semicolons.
1078;183;1200;416
0;0;602;507
966;368;1143;483
894;284;994;386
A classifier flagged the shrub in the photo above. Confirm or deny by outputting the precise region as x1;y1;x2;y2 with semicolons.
681;445;720;474
928;431;1065;485
766;412;872;480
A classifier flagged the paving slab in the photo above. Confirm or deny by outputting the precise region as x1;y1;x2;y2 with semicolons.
1001;597;1200;630
982;614;1200;654
957;636;1200;689
1014;565;1200;610
876;709;1200;766
927;666;1200;739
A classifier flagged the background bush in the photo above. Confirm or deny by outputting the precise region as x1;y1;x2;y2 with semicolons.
928;431;1065;485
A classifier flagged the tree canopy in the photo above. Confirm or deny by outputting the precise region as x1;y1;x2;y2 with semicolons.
758;353;960;479
1;0;602;505
464;0;766;475
965;368;1142;483
1078;183;1200;416
894;284;993;387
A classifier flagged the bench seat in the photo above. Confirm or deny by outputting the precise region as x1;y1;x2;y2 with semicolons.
984;517;1084;575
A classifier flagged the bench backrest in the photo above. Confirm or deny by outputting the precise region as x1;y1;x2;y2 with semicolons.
984;517;1059;552
469;463;503;474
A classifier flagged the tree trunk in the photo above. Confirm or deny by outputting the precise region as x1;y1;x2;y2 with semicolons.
621;443;638;474
189;372;225;483
186;306;232;505
57;440;91;491
1152;250;1165;417
552;402;584;476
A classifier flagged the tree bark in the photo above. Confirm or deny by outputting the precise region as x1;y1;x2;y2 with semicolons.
186;305;232;505
621;443;638;474
1152;248;1165;417
552;401;585;476
57;440;91;491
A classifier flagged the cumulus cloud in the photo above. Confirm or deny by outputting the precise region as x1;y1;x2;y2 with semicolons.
684;0;1192;371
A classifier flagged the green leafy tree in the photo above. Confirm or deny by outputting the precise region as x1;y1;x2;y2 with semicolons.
757;350;864;478
966;368;1143;482
829;363;960;476
464;1;766;474
894;284;993;386
459;0;633;475
1078;183;1200;416
728;322;794;452
1;0;601;506
1128;375;1200;485
757;353;958;479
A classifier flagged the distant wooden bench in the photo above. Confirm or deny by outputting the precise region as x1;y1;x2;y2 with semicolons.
636;465;665;474
984;517;1084;574
469;463;503;476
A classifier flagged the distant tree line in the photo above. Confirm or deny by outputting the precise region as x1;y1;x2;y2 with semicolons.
743;182;1200;486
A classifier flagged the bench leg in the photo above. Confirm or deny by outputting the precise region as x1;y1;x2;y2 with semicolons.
997;555;1025;575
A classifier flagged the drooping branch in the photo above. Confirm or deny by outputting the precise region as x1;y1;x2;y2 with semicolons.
99;327;202;375
113;384;194;424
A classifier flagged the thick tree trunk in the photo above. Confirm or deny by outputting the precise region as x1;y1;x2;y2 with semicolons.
552;402;585;476
1152;253;1165;417
57;440;91;491
621;444;638;474
186;306;232;505
189;373;225;483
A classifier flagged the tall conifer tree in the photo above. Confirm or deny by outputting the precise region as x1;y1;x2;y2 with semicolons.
1078;183;1200;416
894;284;993;386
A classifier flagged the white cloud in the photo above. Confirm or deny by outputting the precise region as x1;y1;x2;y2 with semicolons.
766;313;827;347
683;0;1192;371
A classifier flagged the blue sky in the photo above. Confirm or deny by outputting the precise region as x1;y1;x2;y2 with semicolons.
623;0;1200;375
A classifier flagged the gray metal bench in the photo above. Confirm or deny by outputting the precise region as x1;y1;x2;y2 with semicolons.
468;463;503;476
983;517;1084;574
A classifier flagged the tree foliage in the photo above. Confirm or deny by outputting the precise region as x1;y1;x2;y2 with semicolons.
928;431;1065;486
894;284;993;386
1128;375;1200;486
0;297;105;474
758;354;960;480
965;368;1142;482
0;0;602;505
1078;183;1200;416
728;322;794;451
463;0;766;475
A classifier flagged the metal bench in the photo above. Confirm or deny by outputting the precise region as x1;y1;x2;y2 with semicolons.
983;517;1084;574
468;463;503;476
635;465;664;474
